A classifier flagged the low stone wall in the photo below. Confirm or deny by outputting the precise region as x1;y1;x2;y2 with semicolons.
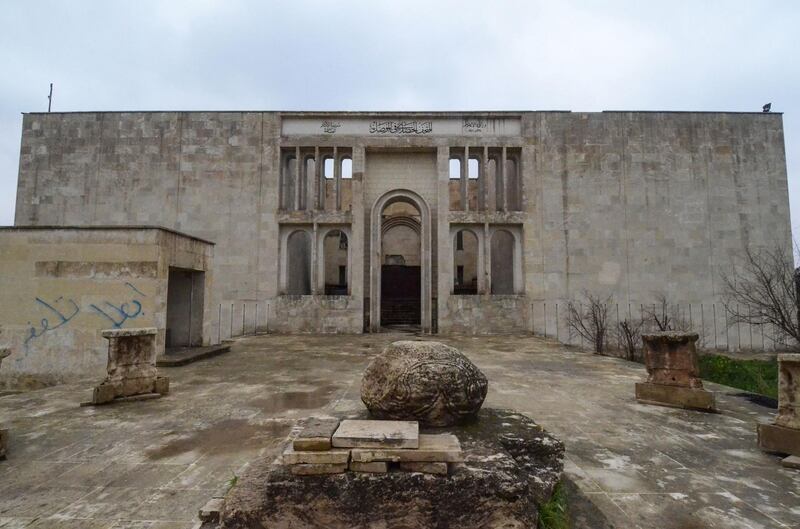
441;295;529;334
270;295;363;333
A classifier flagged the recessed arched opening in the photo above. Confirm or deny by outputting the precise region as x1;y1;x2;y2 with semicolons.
380;202;422;327
453;229;479;294
323;229;348;295
370;189;431;333
286;230;312;295
491;229;515;294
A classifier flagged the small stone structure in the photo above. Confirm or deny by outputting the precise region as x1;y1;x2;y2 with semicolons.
635;331;715;412
0;348;9;459
86;328;169;405
361;340;488;426
758;353;800;460
217;409;563;529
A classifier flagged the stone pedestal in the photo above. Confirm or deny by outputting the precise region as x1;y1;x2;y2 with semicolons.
86;328;169;405
635;332;715;412
0;348;10;460
758;354;800;457
217;409;563;529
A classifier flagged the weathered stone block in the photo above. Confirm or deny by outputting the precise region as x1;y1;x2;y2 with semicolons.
776;354;800;430
758;423;800;457
0;428;8;460
349;461;388;473
782;455;800;469
400;461;448;475
635;382;715;412
290;463;348;475
88;328;169;405
220;409;563;529
199;497;223;524
350;433;462;463
641;332;703;388
154;376;170;396
282;445;350;465
331;419;419;449
293;417;340;451
361;341;488;426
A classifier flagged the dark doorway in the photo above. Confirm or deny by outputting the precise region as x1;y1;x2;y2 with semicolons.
381;264;421;325
166;268;205;349
379;200;423;328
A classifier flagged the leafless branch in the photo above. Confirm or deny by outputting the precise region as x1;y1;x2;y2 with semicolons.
565;291;612;353
720;244;800;350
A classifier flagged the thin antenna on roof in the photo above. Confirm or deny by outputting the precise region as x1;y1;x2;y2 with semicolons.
47;83;53;112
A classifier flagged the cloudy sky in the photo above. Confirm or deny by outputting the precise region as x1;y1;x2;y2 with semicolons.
1;0;798;232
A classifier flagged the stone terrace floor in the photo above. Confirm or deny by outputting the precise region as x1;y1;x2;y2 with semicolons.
1;334;799;528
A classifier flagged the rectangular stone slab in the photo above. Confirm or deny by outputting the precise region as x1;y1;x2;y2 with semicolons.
782;455;800;469
283;445;350;465
332;419;419;449
349;461;388;473
350;433;462;463
758;423;800;457
293;417;340;451
290;463;348;475
400;461;448;475
635;382;715;412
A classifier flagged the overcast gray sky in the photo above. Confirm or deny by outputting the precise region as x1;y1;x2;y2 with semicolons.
1;0;798;232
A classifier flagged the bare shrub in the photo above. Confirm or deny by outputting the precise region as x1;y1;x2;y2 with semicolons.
643;293;692;332
720;244;800;351
565;292;612;354
616;316;645;362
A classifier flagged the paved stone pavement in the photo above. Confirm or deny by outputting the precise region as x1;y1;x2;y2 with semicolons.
0;334;798;528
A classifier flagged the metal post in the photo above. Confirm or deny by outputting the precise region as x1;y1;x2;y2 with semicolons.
555;303;559;342
530;303;534;335
700;304;705;347
736;303;741;350
230;303;234;338
713;303;718;350
724;308;730;351
218;303;222;344
544;303;547;338
749;305;753;350
266;302;270;333
242;303;246;336
616;303;620;351
688;303;693;330
255;303;259;335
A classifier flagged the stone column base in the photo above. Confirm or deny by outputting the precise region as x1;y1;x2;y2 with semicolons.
758;423;800;457
0;428;8;460
86;375;170;405
635;382;716;412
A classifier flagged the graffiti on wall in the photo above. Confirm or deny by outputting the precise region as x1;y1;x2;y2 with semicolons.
24;283;146;345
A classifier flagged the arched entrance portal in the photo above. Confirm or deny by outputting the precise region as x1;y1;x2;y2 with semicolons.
370;190;432;332
381;205;421;326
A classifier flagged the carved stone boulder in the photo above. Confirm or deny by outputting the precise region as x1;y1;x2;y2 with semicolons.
361;340;488;427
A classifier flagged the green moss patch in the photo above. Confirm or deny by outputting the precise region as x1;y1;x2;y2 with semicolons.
699;354;778;399
539;481;569;529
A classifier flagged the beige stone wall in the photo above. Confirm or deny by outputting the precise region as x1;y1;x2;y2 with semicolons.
0;227;213;387
12;111;791;345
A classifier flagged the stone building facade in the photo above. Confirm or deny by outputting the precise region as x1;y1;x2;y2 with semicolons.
11;111;791;344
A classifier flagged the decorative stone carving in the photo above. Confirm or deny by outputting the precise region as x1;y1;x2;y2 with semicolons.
87;328;169;405
635;332;715;412
360;340;488;427
218;409;563;529
0;348;9;460
758;354;800;458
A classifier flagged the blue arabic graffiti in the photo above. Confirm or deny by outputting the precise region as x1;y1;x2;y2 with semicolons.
24;283;146;345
